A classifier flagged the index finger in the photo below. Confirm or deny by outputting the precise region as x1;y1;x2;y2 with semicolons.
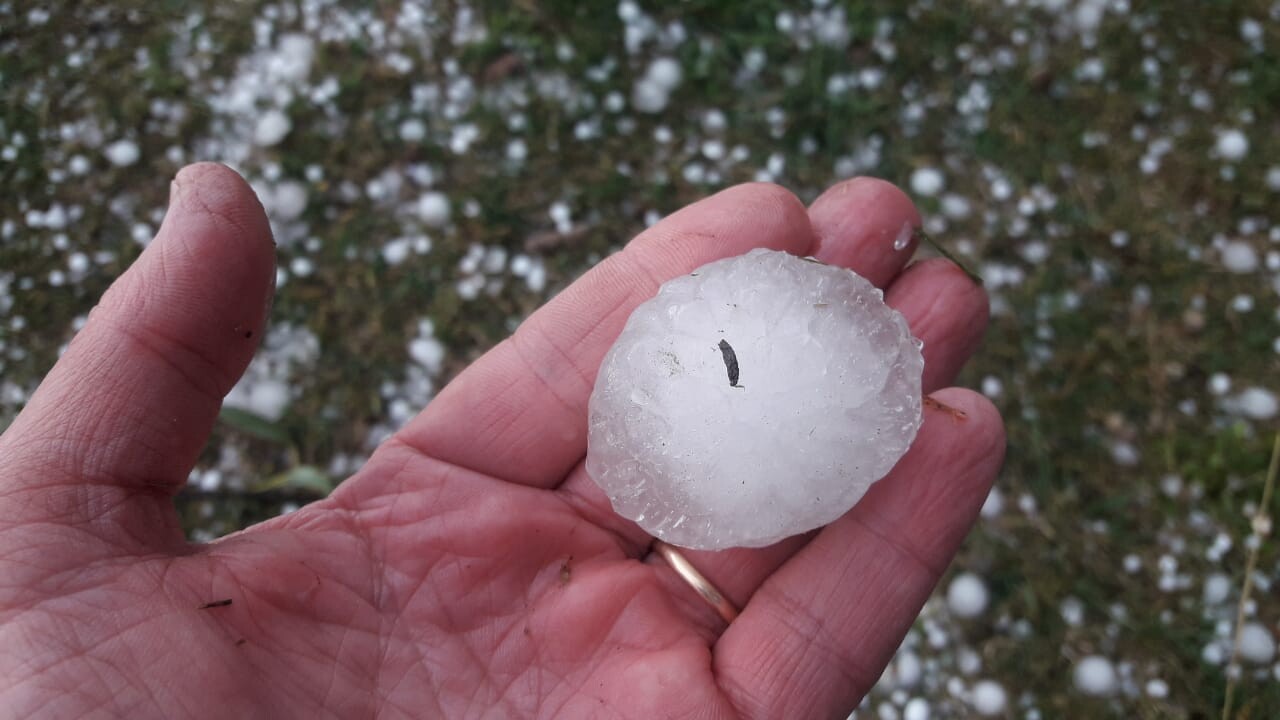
386;183;816;489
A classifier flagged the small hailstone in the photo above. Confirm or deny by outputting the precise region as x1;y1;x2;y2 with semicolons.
1221;241;1258;273
587;249;923;549
1215;129;1249;161
416;192;451;227
902;698;930;720
632;57;682;114
980;487;1004;519
894;651;923;688
1240;18;1263;43
103;139;140;167
289;257;314;277
632;79;670;114
67;252;89;275
1267;167;1280;192
969;680;1007;716
1060;596;1085;626
909;167;944;197
549;201;572;232
1145;678;1169;698
1235;622;1276;664
1235;387;1278;420
940;193;971;219
947;572;989;618
1204;573;1232;605
254;110;292;146
399;118;427;142
382;238;413;265
525;261;547;293
409;337;446;374
1110;441;1139;466
1208;373;1232;396
483;246;508;274
647;57;683;90
271;181;308;221
241;379;290;421
1073;656;1117;696
956;647;982;675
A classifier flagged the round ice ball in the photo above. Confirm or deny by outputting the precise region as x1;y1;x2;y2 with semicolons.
586;248;924;550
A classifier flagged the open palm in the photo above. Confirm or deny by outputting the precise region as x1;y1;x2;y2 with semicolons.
0;164;1003;719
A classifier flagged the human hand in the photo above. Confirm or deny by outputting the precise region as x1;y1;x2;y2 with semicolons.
0;163;1003;718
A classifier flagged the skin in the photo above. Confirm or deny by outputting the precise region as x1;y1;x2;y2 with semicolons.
0;163;1004;719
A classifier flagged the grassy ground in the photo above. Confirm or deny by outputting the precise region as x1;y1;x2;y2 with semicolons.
2;1;1277;717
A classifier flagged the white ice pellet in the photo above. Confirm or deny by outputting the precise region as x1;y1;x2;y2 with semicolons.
1215;129;1249;161
271;181;308;221
893;651;923;688
409;337;445;374
415;192;451;227
506;139;528;162
1208;372;1232;396
956;647;982;675
245;379;291;421
382;238;413;265
399;118;427;142
525;261;547;292
902;698;930;720
254;110;292;146
1111;440;1140;466
1073;655;1118;696
1221;241;1258;273
1240;18;1263;42
1234;387;1278;420
969;680;1007;716
910;167;944;197
1204;573;1232;605
940;193;971;219
631;78;670;114
1123;554;1142;573
632;57;682;114
947;572;989;618
67;252;89;275
1060;596;1085;626
1237;622;1276;664
647;57;683;90
103;139;140;167
1267;167;1280;192
980;487;1004;519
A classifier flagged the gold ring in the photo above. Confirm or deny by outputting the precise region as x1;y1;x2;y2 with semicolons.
653;540;739;624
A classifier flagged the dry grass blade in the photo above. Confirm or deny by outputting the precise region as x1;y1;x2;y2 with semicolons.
1221;432;1278;720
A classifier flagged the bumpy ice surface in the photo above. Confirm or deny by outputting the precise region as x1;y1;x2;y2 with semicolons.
586;248;925;549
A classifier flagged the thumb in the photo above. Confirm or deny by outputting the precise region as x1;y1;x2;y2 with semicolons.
0;162;276;553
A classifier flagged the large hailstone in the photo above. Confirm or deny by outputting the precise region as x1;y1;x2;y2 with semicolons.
586;248;924;550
